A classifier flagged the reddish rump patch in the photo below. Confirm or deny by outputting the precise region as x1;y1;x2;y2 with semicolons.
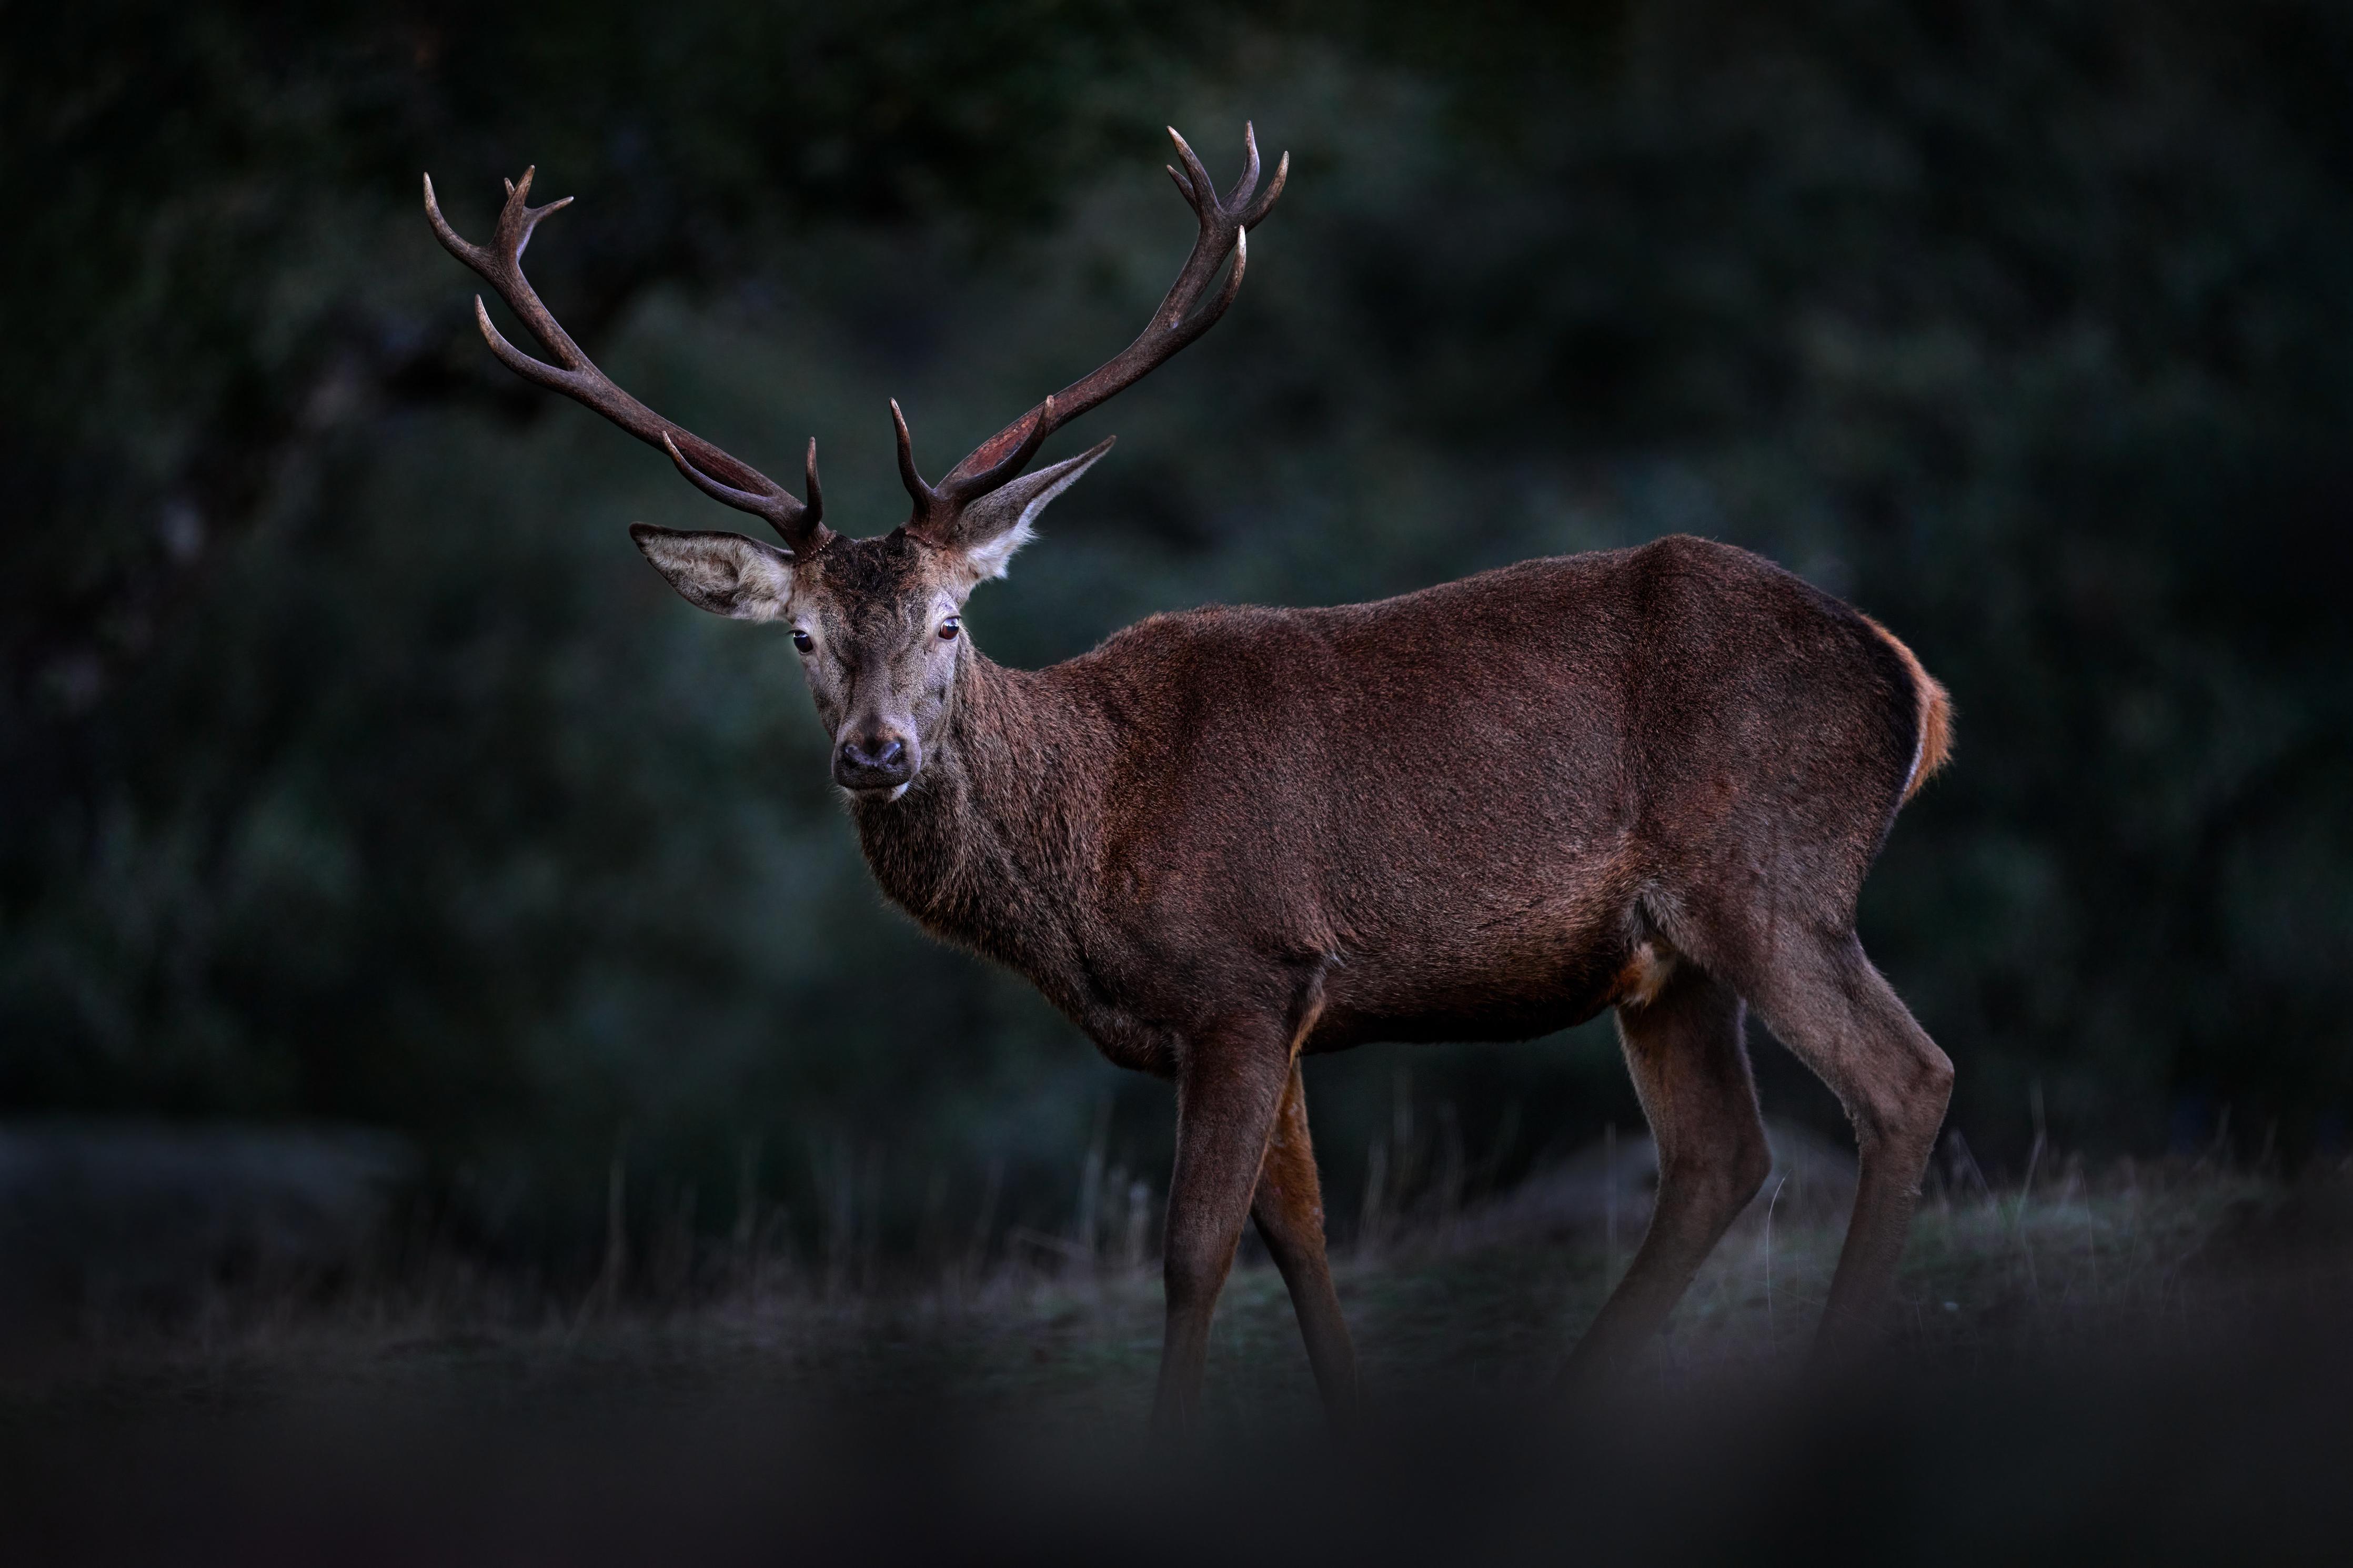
1862;615;1953;802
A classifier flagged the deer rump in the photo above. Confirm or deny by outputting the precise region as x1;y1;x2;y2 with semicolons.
860;532;1945;1078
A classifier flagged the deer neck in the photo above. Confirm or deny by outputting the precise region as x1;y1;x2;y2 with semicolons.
846;651;1105;984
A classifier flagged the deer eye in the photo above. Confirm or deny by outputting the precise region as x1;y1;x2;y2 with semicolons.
791;629;813;653
938;616;960;641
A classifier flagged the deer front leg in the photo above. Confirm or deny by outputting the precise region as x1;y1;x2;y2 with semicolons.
1155;1025;1293;1435
1251;1061;1359;1424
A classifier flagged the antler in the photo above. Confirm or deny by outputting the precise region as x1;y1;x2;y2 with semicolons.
423;167;832;557
895;123;1288;545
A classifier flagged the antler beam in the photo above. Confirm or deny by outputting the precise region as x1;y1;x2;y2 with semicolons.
423;167;832;557
895;123;1288;545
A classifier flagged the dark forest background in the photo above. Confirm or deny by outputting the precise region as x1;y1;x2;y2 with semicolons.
6;0;2349;1271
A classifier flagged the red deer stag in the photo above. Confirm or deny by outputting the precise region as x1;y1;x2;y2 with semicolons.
425;125;1954;1428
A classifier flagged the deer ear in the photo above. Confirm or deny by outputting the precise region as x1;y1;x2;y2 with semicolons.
630;524;796;621
951;437;1114;582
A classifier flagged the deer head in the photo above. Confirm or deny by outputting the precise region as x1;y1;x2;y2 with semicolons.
425;126;1285;798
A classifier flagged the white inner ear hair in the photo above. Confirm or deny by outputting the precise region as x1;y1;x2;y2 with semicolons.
962;515;1036;582
727;550;794;619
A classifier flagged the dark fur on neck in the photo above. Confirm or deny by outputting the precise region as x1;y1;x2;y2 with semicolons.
850;653;1145;1057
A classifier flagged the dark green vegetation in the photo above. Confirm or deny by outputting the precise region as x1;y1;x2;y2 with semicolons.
6;2;2351;1270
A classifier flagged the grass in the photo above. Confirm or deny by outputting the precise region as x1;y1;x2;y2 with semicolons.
5;1149;2349;1564
10;1145;2341;1434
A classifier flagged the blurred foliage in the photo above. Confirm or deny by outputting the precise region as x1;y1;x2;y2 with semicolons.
5;1;2350;1260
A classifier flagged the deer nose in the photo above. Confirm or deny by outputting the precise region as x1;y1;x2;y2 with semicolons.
834;732;912;790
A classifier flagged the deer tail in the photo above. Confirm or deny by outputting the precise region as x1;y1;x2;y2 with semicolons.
1863;616;1952;804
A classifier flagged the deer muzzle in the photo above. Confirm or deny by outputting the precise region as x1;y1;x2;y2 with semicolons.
834;729;918;796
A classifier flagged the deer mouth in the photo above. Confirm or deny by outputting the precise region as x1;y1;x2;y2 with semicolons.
835;762;916;802
837;774;913;802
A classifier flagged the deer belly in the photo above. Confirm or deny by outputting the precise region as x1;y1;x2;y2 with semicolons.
1309;933;1632;1050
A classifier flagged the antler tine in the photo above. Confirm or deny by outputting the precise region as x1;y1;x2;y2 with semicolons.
891;399;938;517
659;431;814;528
1167;128;1220;221
1225;122;1261;209
910;124;1286;544
658;430;833;542
1242;151;1289;231
423;169;831;555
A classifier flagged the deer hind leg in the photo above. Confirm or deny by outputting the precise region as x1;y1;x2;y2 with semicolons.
1739;931;1953;1351
1563;957;1771;1381
1155;1027;1294;1434
1250;1060;1359;1422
